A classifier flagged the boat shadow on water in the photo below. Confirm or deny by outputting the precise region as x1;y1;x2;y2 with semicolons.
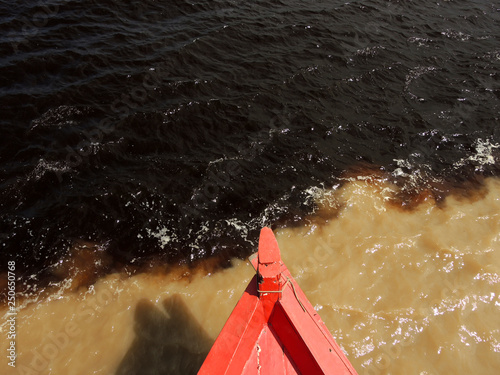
115;294;213;375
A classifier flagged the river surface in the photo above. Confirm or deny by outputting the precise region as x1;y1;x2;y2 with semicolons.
1;0;499;374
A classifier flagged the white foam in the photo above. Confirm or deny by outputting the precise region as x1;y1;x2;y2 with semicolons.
455;138;500;170
146;227;175;249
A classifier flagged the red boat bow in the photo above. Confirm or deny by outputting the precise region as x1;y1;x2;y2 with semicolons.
198;227;358;375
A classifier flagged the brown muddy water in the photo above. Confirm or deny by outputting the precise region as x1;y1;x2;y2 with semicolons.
2;175;500;375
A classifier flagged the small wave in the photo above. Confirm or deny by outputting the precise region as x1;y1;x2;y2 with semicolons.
30;105;95;131
454;138;500;172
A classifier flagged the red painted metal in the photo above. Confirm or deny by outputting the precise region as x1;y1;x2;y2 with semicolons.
198;227;358;375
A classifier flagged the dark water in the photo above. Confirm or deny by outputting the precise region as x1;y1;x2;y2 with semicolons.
1;0;499;290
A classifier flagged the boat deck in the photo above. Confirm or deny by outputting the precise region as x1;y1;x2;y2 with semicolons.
198;228;358;375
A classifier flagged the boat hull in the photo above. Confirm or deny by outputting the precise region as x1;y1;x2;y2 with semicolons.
198;228;358;375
